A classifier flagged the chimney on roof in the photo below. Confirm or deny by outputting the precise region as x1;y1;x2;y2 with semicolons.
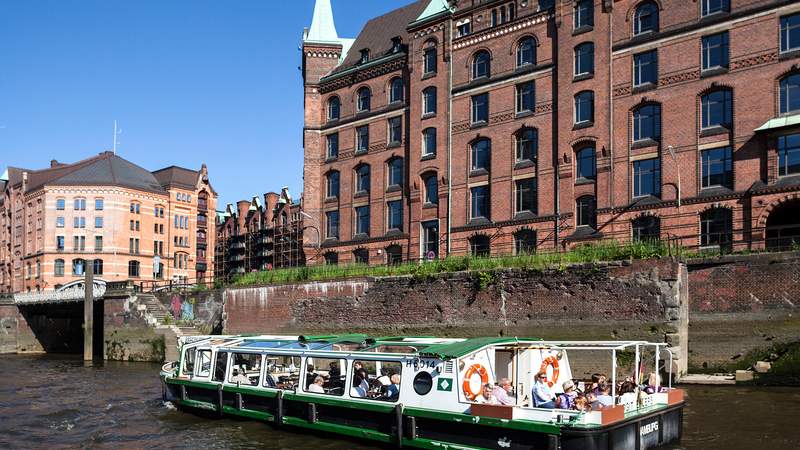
50;159;59;168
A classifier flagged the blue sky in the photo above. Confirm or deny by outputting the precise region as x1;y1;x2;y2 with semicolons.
0;0;414;206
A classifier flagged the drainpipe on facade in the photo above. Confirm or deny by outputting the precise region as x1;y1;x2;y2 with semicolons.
608;2;614;210
446;17;454;257
552;7;561;250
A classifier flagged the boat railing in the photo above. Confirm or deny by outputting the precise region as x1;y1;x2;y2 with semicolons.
161;361;177;374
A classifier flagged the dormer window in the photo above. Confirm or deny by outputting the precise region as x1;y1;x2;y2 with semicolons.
360;49;370;64
391;37;402;53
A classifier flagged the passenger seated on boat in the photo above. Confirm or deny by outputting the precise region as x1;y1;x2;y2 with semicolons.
644;372;664;394
356;368;370;392
556;380;578;410
475;383;498;404
595;383;614;408
384;374;401;400
492;377;515;406
377;368;393;387
532;371;556;409
308;376;325;393
574;394;591;412
328;361;341;381
351;373;367;398
305;364;318;389
230;368;251;385
590;373;607;395
617;381;638;405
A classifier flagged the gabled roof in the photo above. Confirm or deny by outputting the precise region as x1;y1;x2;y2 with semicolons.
412;0;453;25
327;0;430;77
152;165;201;190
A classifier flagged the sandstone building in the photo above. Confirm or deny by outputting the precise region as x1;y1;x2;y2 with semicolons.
0;152;217;293
300;0;800;265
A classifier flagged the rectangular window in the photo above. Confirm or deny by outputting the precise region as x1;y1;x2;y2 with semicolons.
212;352;228;382
73;217;86;228
574;43;594;76
423;88;437;115
135;220;140;231
424;47;437;74
73;236;85;251
633;50;658;86
457;22;471;37
702;32;729;70
388;117;402;145
781;13;800;53
778;133;800;177
327;133;339;159
471;93;489;123
74;198;86;210
515;178;537;214
347;359;402;401
470;185;490;220
355;206;370;236
56;199;65;210
56;216;65;228
423;128;437;157
575;92;594;124
633;158;662;197
422;220;439;259
702;0;729;17
56;236;64;251
516;82;535;113
326;211;339;239
228;353;262;386
303;357;348;396
263;354;303;390
95;217;103;228
95;198;104;210
574;0;593;29
387;200;403;231
95;236;103;252
701;146;733;189
356;126;369;154
55;260;64;276
130;238;134;254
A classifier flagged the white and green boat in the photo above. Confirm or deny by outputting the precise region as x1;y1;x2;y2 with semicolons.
161;334;685;450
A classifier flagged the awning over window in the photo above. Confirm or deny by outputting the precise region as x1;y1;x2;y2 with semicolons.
754;114;800;132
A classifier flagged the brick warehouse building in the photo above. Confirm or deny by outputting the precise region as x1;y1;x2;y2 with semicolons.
0;152;217;293
301;0;800;265
214;188;305;281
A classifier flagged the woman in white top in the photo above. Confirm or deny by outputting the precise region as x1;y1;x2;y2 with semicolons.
308;376;325;393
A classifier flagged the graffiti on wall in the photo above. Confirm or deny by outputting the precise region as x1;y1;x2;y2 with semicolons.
171;295;195;321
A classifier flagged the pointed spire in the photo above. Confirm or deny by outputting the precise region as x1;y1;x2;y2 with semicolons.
305;0;339;44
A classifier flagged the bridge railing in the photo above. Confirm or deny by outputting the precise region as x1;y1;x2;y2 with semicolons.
13;284;106;304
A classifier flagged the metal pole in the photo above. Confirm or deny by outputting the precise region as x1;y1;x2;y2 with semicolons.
611;349;616;399
655;345;660;391
634;344;640;385
83;259;94;361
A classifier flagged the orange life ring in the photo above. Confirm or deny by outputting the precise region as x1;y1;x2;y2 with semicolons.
462;364;489;400
539;356;560;388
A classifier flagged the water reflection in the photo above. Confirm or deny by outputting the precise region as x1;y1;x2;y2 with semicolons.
0;355;797;449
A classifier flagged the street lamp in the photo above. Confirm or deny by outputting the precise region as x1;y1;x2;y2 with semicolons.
667;145;681;208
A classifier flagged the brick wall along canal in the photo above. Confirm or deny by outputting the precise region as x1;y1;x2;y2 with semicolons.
0;354;798;450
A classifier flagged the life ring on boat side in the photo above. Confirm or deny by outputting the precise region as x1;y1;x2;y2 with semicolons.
539;356;560;388
462;364;489;400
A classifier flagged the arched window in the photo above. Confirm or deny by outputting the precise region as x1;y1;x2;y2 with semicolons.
574;91;594;124
54;259;65;277
389;78;404;103
326;171;340;198
574;42;594;76
355;164;370;194
632;216;661;242
353;248;369;265
423;87;437;115
574;0;594;29
514;229;537;255
469;234;491;257
779;73;800;115
324;252;339;266
576;196;597;228
327;96;340;121
701;90;732;129
423;40;438;75
72;258;85;276
387;157;403;188
576;145;596;180
386;244;403;265
93;259;104;275
422;127;437;157
423;173;438;204
357;87;371;112
128;260;140;277
633;1;659;35
471;138;491;171
517;37;536;67
472;50;491;79
633;103;661;141
700;208;733;252
516;128;538;163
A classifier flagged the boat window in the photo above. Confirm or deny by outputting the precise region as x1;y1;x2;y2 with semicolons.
212;351;228;382
263;354;303;390
348;360;403;402
196;350;212;377
369;345;423;354
413;371;433;396
181;347;196;376
228;353;262;386
303;357;347;396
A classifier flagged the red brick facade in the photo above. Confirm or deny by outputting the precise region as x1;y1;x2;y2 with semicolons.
302;0;800;265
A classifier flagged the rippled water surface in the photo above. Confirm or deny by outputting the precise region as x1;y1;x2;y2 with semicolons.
0;355;798;449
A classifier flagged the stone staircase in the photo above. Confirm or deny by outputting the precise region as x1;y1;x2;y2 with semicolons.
137;294;203;362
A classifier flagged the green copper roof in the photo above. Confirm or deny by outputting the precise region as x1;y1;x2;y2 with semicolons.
415;0;453;23
304;0;340;44
419;337;538;360
755;113;800;132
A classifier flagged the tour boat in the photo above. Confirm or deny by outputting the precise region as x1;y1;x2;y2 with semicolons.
160;334;684;450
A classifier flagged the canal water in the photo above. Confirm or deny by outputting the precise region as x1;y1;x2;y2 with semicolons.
1;355;798;449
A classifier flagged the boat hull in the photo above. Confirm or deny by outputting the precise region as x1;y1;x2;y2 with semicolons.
163;378;683;450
